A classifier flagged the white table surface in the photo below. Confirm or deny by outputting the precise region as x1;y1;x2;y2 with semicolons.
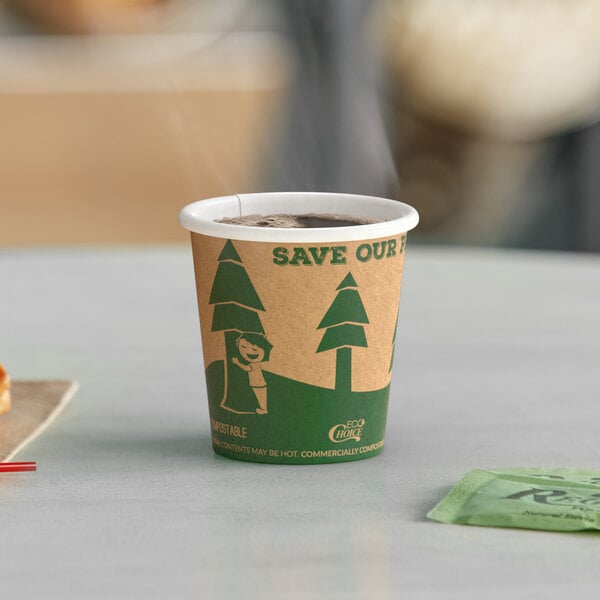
1;245;599;599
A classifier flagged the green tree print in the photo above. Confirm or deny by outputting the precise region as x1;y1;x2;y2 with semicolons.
316;272;369;394
389;313;398;373
209;239;266;409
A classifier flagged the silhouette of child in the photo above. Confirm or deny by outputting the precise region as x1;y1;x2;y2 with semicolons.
232;332;273;414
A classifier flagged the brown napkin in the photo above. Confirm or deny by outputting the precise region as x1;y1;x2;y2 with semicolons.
0;380;78;461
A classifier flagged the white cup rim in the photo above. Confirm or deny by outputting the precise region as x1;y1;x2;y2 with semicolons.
179;192;419;242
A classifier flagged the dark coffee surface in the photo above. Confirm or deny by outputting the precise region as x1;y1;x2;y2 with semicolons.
217;213;383;228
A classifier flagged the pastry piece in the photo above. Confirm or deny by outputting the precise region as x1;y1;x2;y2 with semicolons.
0;364;11;415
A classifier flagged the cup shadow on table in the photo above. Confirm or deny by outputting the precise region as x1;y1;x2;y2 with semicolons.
72;431;215;462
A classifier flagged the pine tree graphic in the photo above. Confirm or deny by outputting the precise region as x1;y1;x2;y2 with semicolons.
209;240;266;409
389;314;398;374
316;272;369;394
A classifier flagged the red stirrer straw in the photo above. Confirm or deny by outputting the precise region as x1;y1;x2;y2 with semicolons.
0;462;36;473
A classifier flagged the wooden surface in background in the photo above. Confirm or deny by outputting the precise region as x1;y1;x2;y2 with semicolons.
0;34;289;245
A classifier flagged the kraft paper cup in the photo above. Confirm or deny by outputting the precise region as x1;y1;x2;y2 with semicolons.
179;192;419;464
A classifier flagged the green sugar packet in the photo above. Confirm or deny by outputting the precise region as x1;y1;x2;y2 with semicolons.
428;468;600;532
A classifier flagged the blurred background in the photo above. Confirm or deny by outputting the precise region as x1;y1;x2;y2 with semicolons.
1;0;599;250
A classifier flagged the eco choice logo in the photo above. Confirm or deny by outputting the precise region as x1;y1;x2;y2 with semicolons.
329;419;365;443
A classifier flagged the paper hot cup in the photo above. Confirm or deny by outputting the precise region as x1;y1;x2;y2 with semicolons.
179;192;419;464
